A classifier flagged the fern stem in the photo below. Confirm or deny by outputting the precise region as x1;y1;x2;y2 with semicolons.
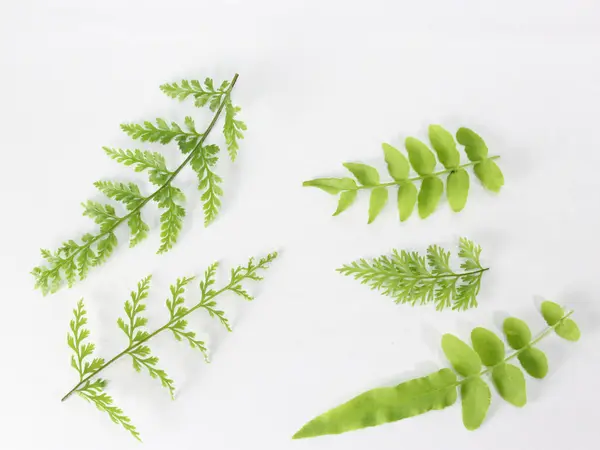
43;74;240;288
353;155;501;191
61;281;238;402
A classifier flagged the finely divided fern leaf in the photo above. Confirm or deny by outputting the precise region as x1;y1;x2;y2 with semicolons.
338;238;487;310
62;252;277;440
293;301;580;439
303;125;504;223
33;74;245;295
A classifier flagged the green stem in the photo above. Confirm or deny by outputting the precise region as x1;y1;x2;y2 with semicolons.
60;282;237;402
44;74;240;285
355;155;500;191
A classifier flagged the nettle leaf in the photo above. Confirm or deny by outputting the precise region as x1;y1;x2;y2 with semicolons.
471;328;505;366
382;143;409;181
63;252;277;441
343;163;380;186
492;363;526;407
338;238;487;311
428;125;460;169
303;125;502;224
33;74;243;294
293;369;457;439
302;178;357;194
294;304;580;438
461;377;490;431
441;334;482;376
446;168;470;212
456;127;488;161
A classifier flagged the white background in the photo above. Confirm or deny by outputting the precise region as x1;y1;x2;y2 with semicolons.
1;1;599;449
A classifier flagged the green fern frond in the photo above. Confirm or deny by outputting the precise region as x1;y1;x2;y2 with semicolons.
62;252;278;439
293;302;580;439
33;74;243;295
303;125;504;223
337;238;488;310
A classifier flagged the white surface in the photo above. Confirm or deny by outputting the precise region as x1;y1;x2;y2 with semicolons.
1;1;600;449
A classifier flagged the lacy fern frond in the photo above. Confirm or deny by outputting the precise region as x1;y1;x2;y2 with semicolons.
303;125;504;223
293;302;580;439
33;74;245;295
62;252;277;440
337;238;488;310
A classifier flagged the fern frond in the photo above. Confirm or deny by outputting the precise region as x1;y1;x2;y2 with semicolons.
33;74;243;295
62;252;278;439
338;238;488;311
293;302;580;439
223;99;246;161
303;125;504;223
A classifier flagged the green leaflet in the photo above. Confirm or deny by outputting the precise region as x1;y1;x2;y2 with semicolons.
446;168;470;212
293;304;579;438
541;301;581;341
368;187;388;223
429;125;460;169
32;74;245;295
292;369;457;439
441;334;481;376
397;182;417;221
461;377;491;431
492;363;526;407
503;318;531;349
471;327;505;366
418;176;443;219
338;238;487;311
303;125;503;223
382;143;409;181
63;252;277;440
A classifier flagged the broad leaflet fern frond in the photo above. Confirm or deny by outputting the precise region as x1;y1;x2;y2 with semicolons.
62;252;277;440
293;301;580;439
338;238;487;310
303;125;504;223
32;75;247;295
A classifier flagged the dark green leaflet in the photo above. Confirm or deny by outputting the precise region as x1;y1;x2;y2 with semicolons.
293;302;579;439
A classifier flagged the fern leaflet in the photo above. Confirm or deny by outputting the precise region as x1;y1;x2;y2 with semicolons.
62;252;277;439
338;238;487;310
33;74;245;295
303;125;503;223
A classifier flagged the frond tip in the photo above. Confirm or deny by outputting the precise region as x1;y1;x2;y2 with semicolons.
62;251;278;440
293;302;579;439
337;238;487;310
303;125;504;223
33;74;244;295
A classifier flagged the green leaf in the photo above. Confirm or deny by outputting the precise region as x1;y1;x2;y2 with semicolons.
292;369;457;439
103;147;172;186
428;125;460;169
474;159;504;193
555;319;581;341
223;99;246;161
368;187;388;223
343;163;380;186
456;127;488;161
303;178;357;194
94;181;145;211
418;176;443;219
397;182;417;222
471;327;505;366
461;377;491;431
503;318;531;350
518;348;548;379
446;169;470;212
333;190;357;216
405;137;436;175
382;143;409;181
154;186;186;254
441;334;481;376
540;301;565;325
540;301;580;341
492;363;526;407
190;145;223;226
